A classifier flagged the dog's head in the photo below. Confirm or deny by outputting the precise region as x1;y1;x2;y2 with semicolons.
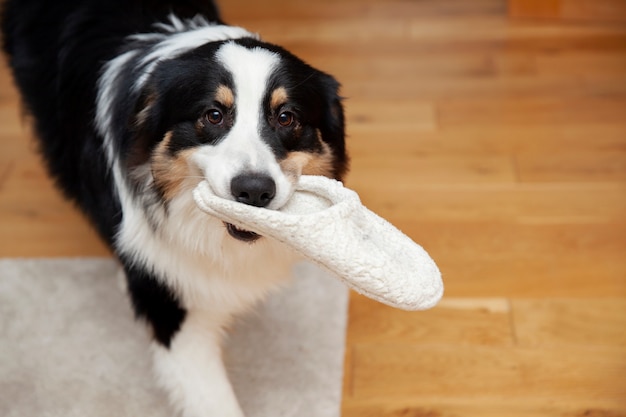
103;29;348;242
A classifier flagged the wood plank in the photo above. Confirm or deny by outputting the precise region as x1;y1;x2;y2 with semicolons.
516;151;626;182
406;16;626;43
349;154;517;186
0;56;18;101
343;73;626;100
226;14;626;54
509;0;626;23
222;0;506;22
347;294;513;346
536;51;626;76
348;125;626;156
0;161;12;192
560;0;626;23
399;222;626;298
343;398;626;417
508;0;561;20
0;158;109;257
312;51;537;81
1;158;66;206
346;183;626;225
438;97;626;127
350;344;626;400
346;99;436;133
0;218;110;257
512;299;626;347
0;102;29;138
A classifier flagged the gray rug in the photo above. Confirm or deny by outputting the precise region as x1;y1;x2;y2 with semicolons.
0;258;348;417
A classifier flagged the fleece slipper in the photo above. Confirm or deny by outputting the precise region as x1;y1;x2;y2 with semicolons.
193;175;443;311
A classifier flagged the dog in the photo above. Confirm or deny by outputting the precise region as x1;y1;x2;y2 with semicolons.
1;0;348;415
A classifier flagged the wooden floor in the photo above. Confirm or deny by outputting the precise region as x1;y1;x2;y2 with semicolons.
1;0;625;415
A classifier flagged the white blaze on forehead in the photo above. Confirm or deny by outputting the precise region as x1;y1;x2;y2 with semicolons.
216;42;280;138
215;42;280;172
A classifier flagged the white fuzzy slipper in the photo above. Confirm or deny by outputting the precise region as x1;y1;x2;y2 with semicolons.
193;176;443;310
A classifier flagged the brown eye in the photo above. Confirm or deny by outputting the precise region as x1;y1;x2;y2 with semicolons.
277;111;295;127
205;109;223;125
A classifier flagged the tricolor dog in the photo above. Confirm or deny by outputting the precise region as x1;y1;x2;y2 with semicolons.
2;0;348;415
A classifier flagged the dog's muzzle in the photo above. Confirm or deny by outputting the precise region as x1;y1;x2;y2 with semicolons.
225;173;276;242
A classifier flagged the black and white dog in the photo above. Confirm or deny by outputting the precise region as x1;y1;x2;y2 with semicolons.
2;1;347;415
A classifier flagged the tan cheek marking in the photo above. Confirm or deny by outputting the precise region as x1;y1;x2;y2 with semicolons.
270;87;289;110
280;152;311;182
302;143;336;177
280;141;336;181
215;85;235;108
151;132;202;201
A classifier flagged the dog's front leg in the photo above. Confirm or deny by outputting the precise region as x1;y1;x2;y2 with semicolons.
152;310;244;417
122;261;244;416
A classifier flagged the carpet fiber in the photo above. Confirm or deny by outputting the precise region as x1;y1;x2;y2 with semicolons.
0;258;348;417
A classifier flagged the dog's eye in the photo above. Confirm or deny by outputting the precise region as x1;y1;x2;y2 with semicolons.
205;109;223;125
277;111;295;127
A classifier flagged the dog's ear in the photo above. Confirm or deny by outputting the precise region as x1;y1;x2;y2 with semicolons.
127;86;164;168
134;88;160;132
316;73;349;180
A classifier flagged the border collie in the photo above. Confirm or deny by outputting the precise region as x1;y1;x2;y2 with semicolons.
2;1;348;415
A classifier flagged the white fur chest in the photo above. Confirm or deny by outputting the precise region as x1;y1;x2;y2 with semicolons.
116;189;298;316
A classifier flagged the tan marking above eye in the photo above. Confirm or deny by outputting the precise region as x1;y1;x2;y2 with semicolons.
270;87;289;110
215;85;235;108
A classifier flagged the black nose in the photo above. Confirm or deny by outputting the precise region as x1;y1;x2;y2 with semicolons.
230;173;276;207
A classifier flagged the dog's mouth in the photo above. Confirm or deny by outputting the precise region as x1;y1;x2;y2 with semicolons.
225;222;261;242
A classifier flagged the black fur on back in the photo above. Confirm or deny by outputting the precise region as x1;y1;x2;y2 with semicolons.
1;0;222;245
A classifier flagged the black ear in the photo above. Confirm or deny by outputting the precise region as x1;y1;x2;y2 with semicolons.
126;86;164;168
317;73;349;180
